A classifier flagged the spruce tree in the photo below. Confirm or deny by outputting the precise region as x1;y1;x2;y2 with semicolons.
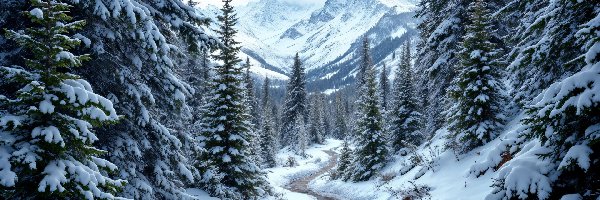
335;140;352;180
487;4;600;200
0;0;125;198
414;0;469;136
244;57;260;128
347;64;388;182
259;78;278;168
357;37;373;89
446;0;505;153
333;94;348;139
281;53;308;152
388;41;423;152
309;95;326;144
378;63;390;111
243;58;262;166
197;1;271;198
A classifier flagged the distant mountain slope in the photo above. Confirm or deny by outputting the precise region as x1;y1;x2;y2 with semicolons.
200;0;418;91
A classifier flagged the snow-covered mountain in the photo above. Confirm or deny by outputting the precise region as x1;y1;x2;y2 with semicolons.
201;0;418;91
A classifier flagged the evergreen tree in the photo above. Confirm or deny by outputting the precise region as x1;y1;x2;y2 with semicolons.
243;58;262;166
244;57;260;128
61;0;216;197
351;36;374;140
281;53;308;152
334;140;352;180
378;63;390;111
293;116;309;158
485;4;600;200
0;0;125;198
333;94;348;139
259;78;278;168
446;0;505;153
197;1;271;198
309;95;326;144
503;0;595;105
414;0;469;136
347;64;388;182
388;41;423;152
357;36;373;89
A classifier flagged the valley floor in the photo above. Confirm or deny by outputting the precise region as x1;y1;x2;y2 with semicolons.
265;114;526;200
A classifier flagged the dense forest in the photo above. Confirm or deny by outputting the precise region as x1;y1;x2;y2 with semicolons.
0;0;598;199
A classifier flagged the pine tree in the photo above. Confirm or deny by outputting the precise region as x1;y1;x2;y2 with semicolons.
414;0;469;136
351;36;374;140
357;37;373;89
378;63;390;111
347;64;388;182
281;53;308;152
309;95;326;144
197;1;271;198
388;41;423;152
60;0;215;197
333;94;348;139
259;78;278;168
446;0;505;153
0;0;125;198
504;0;595;105
486;4;600;200
293;116;309;158
334;140;352;180
243;58;263;166
244;57;260;128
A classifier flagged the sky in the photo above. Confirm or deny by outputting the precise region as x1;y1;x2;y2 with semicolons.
197;0;326;7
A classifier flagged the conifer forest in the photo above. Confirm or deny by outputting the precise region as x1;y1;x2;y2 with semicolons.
0;0;599;199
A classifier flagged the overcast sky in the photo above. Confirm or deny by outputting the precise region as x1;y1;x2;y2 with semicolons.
197;0;325;7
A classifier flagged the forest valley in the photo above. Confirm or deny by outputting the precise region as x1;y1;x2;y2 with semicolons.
0;0;599;200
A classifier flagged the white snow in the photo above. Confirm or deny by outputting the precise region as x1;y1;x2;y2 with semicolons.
30;8;43;19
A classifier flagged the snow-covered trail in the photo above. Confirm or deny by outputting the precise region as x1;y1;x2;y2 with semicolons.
265;139;344;200
287;150;339;200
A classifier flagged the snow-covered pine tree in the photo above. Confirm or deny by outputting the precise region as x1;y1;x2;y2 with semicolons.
197;1;271;198
243;58;263;166
297;117;309;158
259;77;278;168
351;36;375;141
357;37;373;88
334;139;352;180
388;41;424;153
378;63;390;112
281;53;308;151
0;0;125;198
503;0;595;106
244;57;260;128
446;0;505;153
20;0;218;198
332;94;348;139
309;94;326;144
414;0;468;136
347;64;388;182
486;7;600;200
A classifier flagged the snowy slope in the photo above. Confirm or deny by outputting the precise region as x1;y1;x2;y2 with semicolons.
265;114;532;200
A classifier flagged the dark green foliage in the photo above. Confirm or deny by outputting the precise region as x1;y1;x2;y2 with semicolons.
347;64;388;182
446;0;505;153
0;0;124;198
281;53;308;151
388;41;423;152
198;1;271;198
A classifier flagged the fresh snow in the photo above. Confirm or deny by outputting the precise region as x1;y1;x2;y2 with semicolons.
261;114;536;200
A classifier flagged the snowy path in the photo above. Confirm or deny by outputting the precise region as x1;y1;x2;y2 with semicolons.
286;150;339;200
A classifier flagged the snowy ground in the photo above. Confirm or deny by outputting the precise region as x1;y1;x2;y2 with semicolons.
265;139;343;200
187;114;526;200
270;115;526;200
